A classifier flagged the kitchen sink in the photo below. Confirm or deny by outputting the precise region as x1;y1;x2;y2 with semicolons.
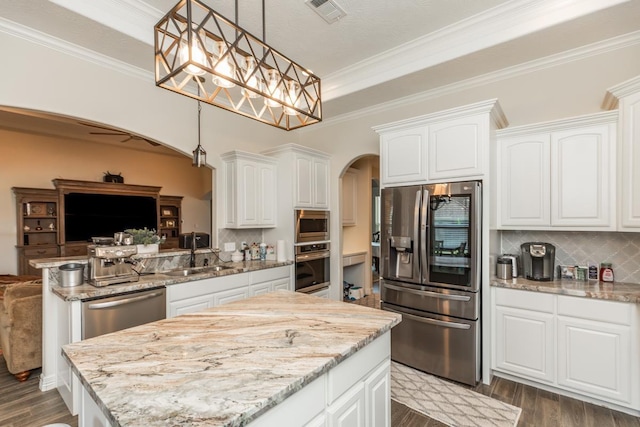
163;265;234;277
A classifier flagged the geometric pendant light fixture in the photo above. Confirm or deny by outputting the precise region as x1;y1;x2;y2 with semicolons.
155;0;322;131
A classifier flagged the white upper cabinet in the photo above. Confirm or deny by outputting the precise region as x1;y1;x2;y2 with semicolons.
496;111;617;230
605;76;640;230
374;99;507;188
221;151;277;228
294;149;330;209
379;126;428;186
499;134;551;227
428;115;486;181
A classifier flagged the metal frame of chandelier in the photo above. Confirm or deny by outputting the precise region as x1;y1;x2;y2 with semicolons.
155;0;322;131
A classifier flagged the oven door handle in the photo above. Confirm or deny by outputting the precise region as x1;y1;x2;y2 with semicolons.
383;306;471;330
296;251;330;261
384;283;471;302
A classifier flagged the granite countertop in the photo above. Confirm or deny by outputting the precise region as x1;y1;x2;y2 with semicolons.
62;290;402;427
52;260;293;302
491;277;640;304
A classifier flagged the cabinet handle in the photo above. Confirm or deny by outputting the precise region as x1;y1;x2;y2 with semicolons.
37;250;46;254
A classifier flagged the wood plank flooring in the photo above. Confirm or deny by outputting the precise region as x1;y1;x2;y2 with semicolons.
0;361;77;427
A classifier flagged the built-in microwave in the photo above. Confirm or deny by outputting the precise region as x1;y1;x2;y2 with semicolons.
295;209;330;243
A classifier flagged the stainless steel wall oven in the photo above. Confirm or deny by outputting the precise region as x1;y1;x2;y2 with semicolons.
295;210;330;243
294;242;330;294
380;181;482;386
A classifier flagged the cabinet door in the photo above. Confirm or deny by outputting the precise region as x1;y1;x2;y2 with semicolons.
498;134;550;227
168;294;214;318
295;153;313;208
259;163;277;226
364;361;390;427
214;286;249;306
551;124;615;228
313;157;330;209
342;169;357;226
494;306;555;382
272;278;291;291
239;160;259;226
557;317;631;404
327;382;366;427
428;115;485;181
619;91;640;229
380;126;428;187
249;282;272;296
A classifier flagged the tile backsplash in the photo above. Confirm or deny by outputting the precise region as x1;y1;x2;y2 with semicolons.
217;228;264;261
501;231;640;284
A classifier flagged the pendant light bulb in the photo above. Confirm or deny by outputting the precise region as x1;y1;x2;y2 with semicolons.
284;80;301;115
179;30;207;76
241;56;261;99
212;41;236;88
264;69;282;108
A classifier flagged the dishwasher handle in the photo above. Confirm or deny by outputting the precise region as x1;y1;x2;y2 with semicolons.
87;291;164;310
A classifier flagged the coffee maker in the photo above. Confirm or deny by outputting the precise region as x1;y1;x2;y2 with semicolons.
521;242;555;281
88;244;140;287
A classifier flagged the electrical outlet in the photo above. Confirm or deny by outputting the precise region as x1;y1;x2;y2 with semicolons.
241;241;247;248
224;242;236;252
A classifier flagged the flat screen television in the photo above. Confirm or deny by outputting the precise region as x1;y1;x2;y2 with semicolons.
64;192;158;242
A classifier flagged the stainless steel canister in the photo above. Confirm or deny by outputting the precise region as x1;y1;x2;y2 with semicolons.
59;263;85;287
496;257;513;280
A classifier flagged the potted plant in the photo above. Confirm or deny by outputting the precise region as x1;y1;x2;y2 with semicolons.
125;228;165;254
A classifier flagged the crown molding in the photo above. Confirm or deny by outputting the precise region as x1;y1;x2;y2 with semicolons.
321;0;630;101
371;99;506;133
602;74;640;109
495;110;618;137
0;16;152;82
302;30;640;133
48;0;163;45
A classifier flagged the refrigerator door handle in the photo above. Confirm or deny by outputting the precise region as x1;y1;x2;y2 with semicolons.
384;282;471;301
383;306;471;330
413;189;421;282
420;188;429;284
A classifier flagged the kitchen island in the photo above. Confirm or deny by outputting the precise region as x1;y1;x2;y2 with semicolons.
62;290;402;426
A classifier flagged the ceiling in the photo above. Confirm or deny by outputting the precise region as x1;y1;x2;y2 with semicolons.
0;0;639;147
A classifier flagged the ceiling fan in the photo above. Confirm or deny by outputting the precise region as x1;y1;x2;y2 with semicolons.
79;122;160;147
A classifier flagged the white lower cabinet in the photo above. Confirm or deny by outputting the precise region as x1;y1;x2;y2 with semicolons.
494;306;555;383
327;382;366;427
167;266;292;317
492;287;639;411
310;288;330;299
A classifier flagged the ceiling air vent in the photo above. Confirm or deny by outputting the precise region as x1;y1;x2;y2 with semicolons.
305;0;347;24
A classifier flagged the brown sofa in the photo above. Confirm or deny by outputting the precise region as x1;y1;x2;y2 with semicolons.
0;275;42;381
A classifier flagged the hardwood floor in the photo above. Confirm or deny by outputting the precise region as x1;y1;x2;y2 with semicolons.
0;359;77;427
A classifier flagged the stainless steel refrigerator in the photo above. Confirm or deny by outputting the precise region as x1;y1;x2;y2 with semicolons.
380;180;481;385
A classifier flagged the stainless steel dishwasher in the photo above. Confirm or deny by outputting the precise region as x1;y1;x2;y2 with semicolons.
82;287;166;339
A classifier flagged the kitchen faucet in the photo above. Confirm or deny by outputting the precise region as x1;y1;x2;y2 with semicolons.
190;231;197;268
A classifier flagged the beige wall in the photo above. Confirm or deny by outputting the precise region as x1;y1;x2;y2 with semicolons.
0;129;212;274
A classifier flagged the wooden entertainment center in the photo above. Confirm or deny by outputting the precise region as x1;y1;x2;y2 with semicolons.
13;179;182;275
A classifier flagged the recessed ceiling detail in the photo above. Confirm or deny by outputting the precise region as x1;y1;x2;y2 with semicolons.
305;0;347;24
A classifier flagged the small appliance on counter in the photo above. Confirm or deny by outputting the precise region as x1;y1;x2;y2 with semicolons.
521;242;556;281
498;253;519;278
179;233;210;249
88;243;140;287
496;257;513;280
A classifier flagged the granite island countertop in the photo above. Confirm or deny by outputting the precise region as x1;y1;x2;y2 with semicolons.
62;290;402;427
491;277;640;304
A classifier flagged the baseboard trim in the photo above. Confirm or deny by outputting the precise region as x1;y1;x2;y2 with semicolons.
39;372;57;391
